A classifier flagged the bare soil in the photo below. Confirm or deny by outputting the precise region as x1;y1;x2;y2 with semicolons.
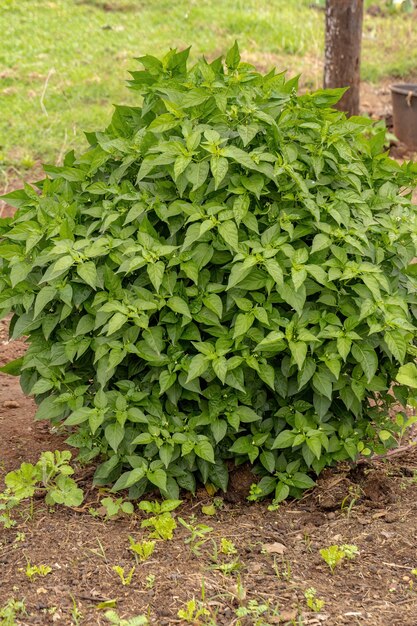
1;82;417;625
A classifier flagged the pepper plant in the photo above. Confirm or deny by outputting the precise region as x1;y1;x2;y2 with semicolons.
1;44;417;503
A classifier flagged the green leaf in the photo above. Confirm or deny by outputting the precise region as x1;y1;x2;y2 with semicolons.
194;440;215;463
147;468;167;491
210;156;228;189
384;330;407;363
187;160;209;191
311;233;330;254
351;344;378;383
291;472;315;489
107;313;128;335
227;257;257;290
272;430;295;449
264;259;283;286
337;336;352;361
167;296;191;318
40;255;74;283
396;363;417;388
274;482;290;503
218;221;239;251
159;370;176;394
186;354;209;383
147;261;165;293
77;262;98;289
0;356;24;376
258;363;275;390
289;341;307;370
105;423;125;452
306;437;321;460
225;40;240;70
34;286;57;319
312;367;333;400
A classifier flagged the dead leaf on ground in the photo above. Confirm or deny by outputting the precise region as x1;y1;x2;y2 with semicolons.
263;541;287;555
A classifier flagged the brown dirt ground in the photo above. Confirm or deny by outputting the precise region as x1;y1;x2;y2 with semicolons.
1;82;417;626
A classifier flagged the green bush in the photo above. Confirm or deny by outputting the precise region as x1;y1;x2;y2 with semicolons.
1;44;417;503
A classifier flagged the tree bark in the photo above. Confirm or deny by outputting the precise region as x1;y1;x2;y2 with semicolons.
324;0;364;117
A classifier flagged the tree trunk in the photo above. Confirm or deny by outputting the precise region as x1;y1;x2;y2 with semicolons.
324;0;364;117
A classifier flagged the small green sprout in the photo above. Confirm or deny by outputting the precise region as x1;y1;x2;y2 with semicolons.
112;565;135;586
320;544;359;573
220;538;237;555
145;574;155;590
128;537;156;563
25;562;52;581
141;513;177;540
178;516;213;554
304;587;325;612
177;598;210;623
104;609;148;625
101;497;134;520
0;598;26;625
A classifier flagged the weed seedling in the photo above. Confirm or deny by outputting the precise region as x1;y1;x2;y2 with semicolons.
0;451;83;528
178;516;213;555
104;609;148;625
0;598;26;625
177;598;210;623
340;485;362;517
112;565;135;586
304;588;325;612
273;556;292;581
145;574;155;590
70;595;83;625
88;538;107;561
139;499;181;540
138;499;182;516
25;561;52;581
235;599;277;626
320;544;359;573
141;513;177;540
101;497;134;520
219;538;237;555
128;537;155;563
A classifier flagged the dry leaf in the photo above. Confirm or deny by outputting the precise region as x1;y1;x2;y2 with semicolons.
263;541;287;555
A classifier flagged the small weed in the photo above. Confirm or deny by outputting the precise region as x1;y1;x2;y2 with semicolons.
128;537;155;563
139;500;181;541
273;556;292;581
138;500;182;516
141;513;177;541
70;595;83;625
177;598;210;623
88;538;107;561
178;516;213;555
340;485;362;517
25;561;52;581
219;538;237;556
112;565;135;586
104;609;148;625
320;544;359;573
212;559;244;575
0;598;26;626
145;574;155;590
304;587;325;612
100;497;134;520
0;451;83;528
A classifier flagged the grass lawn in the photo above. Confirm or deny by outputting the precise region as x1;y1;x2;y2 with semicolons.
1;0;417;172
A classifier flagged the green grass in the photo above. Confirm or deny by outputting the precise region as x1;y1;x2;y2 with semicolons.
0;0;416;170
